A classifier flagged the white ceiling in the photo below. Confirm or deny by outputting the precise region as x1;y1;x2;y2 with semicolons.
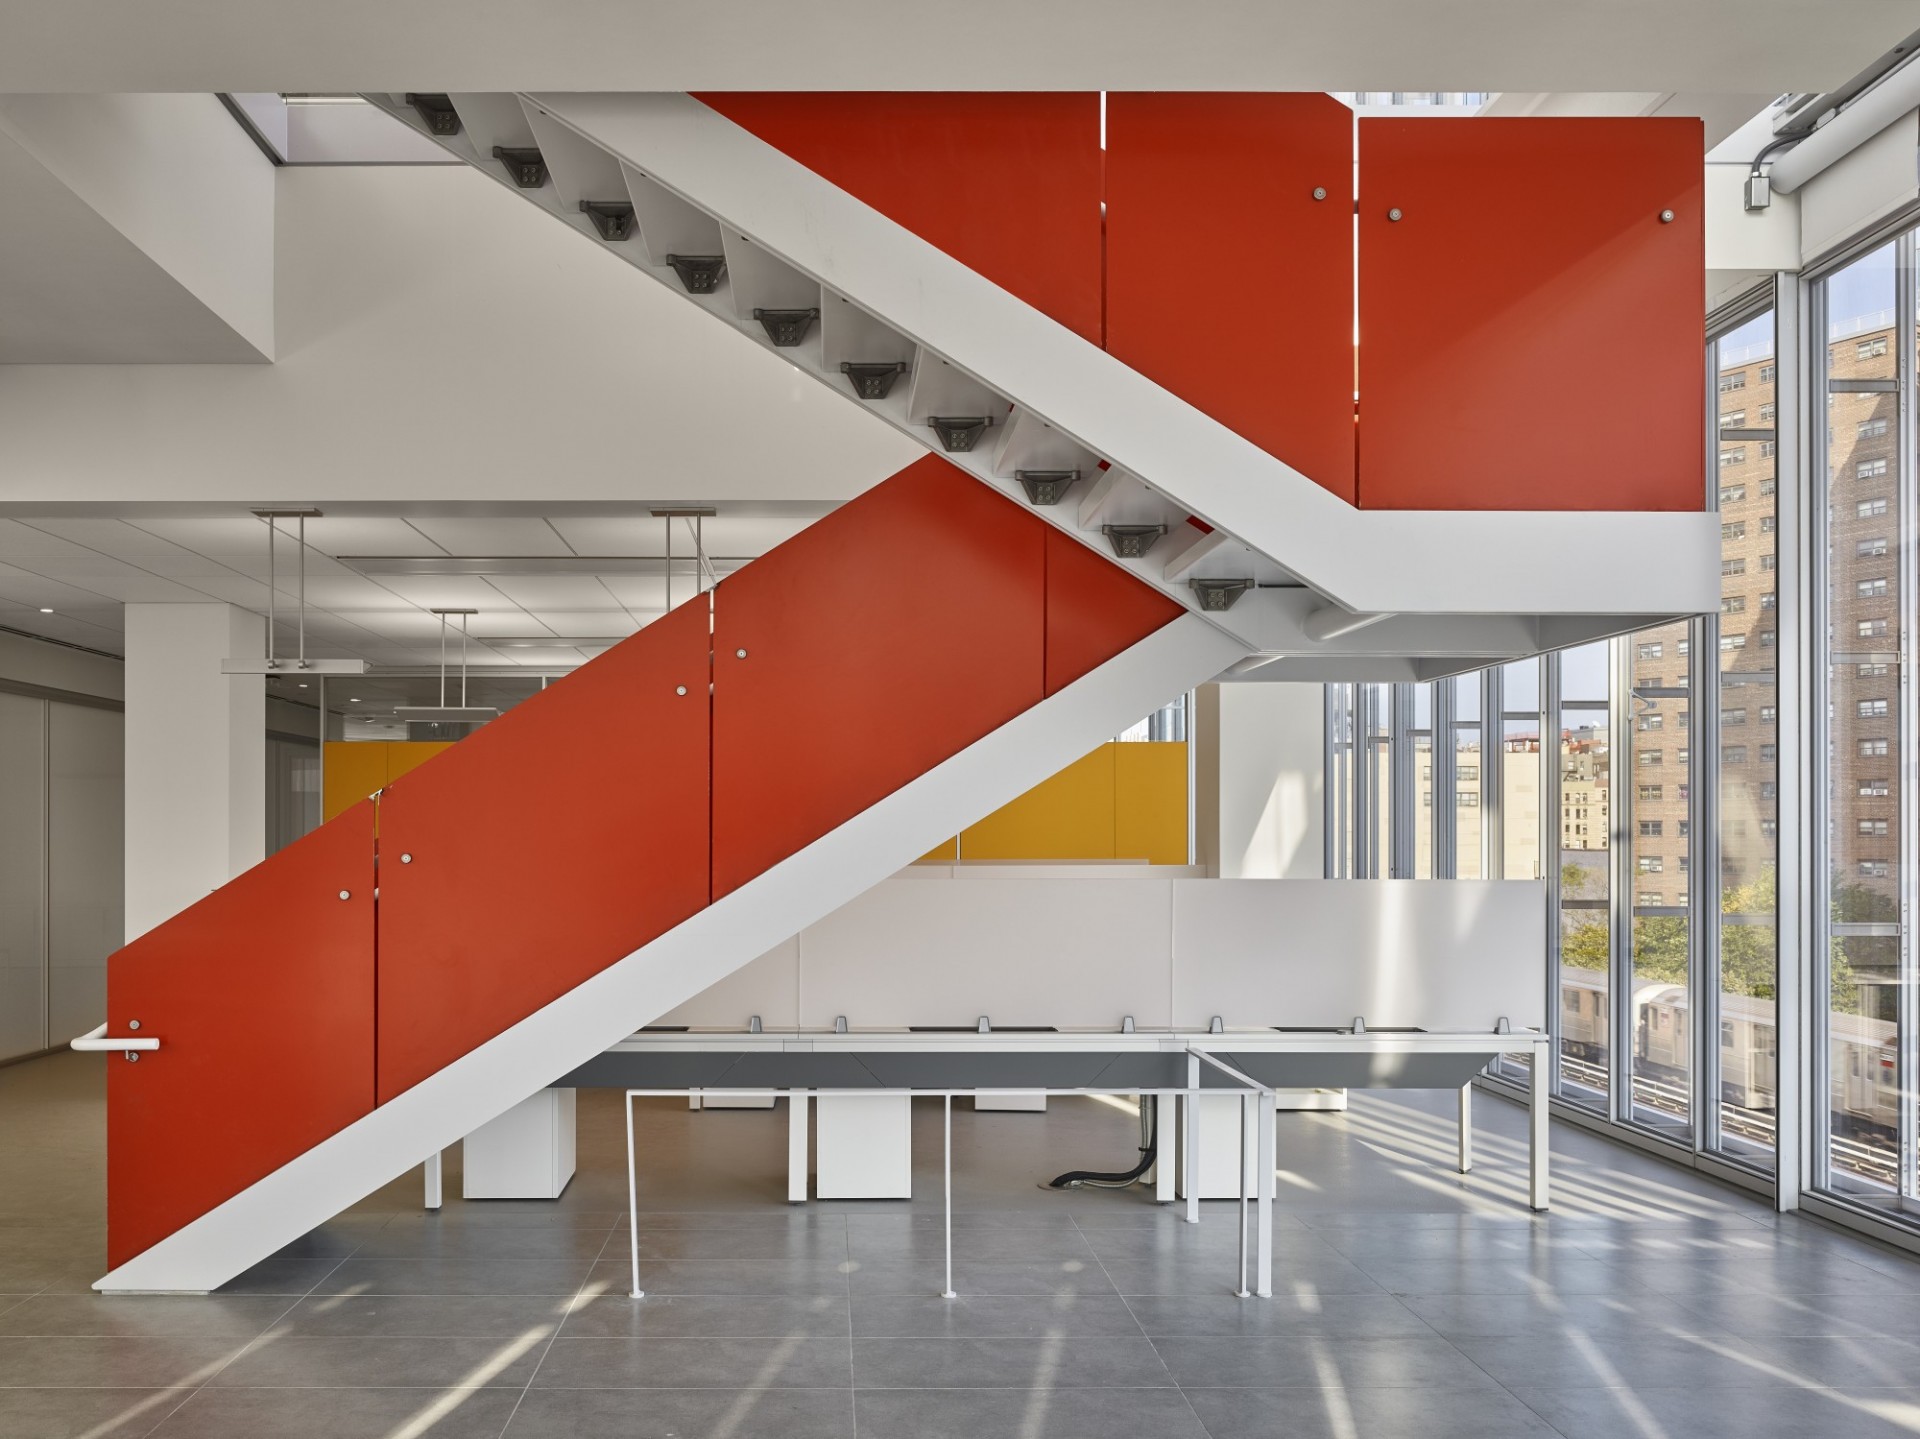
0;510;822;666
0;1;1912;94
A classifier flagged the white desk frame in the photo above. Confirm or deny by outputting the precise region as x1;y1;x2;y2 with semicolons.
610;1027;1552;1303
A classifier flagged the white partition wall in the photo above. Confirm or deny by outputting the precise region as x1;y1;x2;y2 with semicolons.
658;869;1547;1034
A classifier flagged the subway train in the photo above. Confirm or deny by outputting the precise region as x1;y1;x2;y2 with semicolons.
1559;966;1899;1146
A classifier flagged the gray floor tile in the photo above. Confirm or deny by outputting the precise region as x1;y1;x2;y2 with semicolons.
1450;1330;1783;1390
211;1258;343;1297
1150;1334;1494;1391
563;1293;850;1337
847;1232;1095;1265
1398;1288;1707;1340
850;1386;1208;1439
275;1292;574;1337
0;1336;246;1388
851;1295;1143;1338
1184;1382;1564;1439
631;1231;851;1263
1099;1254;1381;1297
342;1222;614;1262
1601;1249;1920;1296
1735;1333;1920;1388
0;1387;182;1439
0;1295;292;1340
1124;1293;1433;1338
208;1332;548;1388
593;1258;852;1298
310;1256;596;1296
846;1259;1117;1298
853;1335;1172;1389
530;1334;853;1388
1673;1287;1917;1337
504;1385;856;1438
1345;1254;1638;1295
1508;1380;1920;1439
148;1384;521;1438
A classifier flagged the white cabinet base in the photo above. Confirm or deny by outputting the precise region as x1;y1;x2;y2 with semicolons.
462;1087;576;1200
815;1094;912;1198
972;1093;1047;1112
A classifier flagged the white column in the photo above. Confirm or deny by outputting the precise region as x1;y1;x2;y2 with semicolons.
1193;682;1325;879
123;603;264;939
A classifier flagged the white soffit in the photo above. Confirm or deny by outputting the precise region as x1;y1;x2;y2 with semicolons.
0;1;1912;94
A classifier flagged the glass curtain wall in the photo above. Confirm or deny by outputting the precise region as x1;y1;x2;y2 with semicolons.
1815;238;1910;1210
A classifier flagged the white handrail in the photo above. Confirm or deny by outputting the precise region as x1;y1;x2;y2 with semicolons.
70;1022;159;1053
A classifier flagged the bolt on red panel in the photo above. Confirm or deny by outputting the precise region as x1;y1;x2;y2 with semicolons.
107;802;377;1269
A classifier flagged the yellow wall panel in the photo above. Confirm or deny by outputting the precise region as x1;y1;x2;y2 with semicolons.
917;837;960;863
321;741;456;823
1114;742;1190;865
322;742;390;823
961;746;1117;861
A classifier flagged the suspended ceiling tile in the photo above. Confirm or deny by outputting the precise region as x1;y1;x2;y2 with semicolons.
15;519;244;580
404;517;574;556
369;575;512;609
480;575;622;609
528;610;642;635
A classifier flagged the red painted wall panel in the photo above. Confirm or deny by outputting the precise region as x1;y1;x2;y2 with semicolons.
1357;117;1704;510
712;456;1048;896
1106;93;1357;501
376;599;713;1102
1045;527;1185;695
694;92;1104;344
107;804;377;1268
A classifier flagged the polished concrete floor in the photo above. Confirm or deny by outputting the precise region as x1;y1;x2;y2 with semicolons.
7;1054;1920;1438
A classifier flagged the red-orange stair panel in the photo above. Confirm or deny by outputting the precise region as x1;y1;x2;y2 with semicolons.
1045;527;1186;695
375;598;714;1102
107;802;378;1268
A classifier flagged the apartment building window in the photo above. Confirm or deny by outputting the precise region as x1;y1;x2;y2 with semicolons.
1760;706;1776;723
1722;520;1747;541
1722;708;1747;726
1721;634;1747;651
1720;448;1747;467
1638;784;1663;801
1637;891;1664;906
1859;698;1890;718
1859;819;1891;837
1862;738;1891;756
1638;642;1663;660
1639;820;1663;837
1759;744;1776;763
1638;713;1663;730
1762;782;1778;799
1721;485;1747;504
1723;745;1749;764
1859;536;1889;557
1760;442;1776;458
1720;411;1745;429
1858;577;1890;598
1859;457;1889;479
1723;557;1746;575
1860;417;1889;438
1761;477;1776;496
1861;662;1891;676
1759;364;1775;383
1861;860;1891;879
1760;592;1777;609
1722;595;1746;614
1859;497;1889;518
1639;750;1663;766
1719;371;1746;391
1859;336;1889;359
1761;554;1777;571
1861;779;1890;796
1638;856;1664;873
1457;792;1479;807
1860;618;1890;638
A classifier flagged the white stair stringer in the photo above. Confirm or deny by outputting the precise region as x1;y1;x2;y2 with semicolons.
96;615;1248;1293
365;90;1720;638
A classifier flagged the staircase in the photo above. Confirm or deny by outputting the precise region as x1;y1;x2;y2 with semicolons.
98;92;1719;1290
363;90;1719;669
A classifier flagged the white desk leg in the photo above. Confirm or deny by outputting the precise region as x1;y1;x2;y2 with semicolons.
787;1091;809;1204
625;1091;644;1298
1236;1091;1252;1299
1154;1094;1175;1203
941;1094;957;1300
1184;1056;1200;1225
1255;1089;1275;1299
423;1150;442;1211
1458;1084;1473;1174
1529;1050;1550;1211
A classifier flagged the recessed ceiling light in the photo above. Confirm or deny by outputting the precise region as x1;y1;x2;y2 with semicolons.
298;683;309;689
349;697;360;702
37;607;52;614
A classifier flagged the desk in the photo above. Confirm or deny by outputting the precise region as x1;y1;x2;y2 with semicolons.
558;1025;1552;1297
